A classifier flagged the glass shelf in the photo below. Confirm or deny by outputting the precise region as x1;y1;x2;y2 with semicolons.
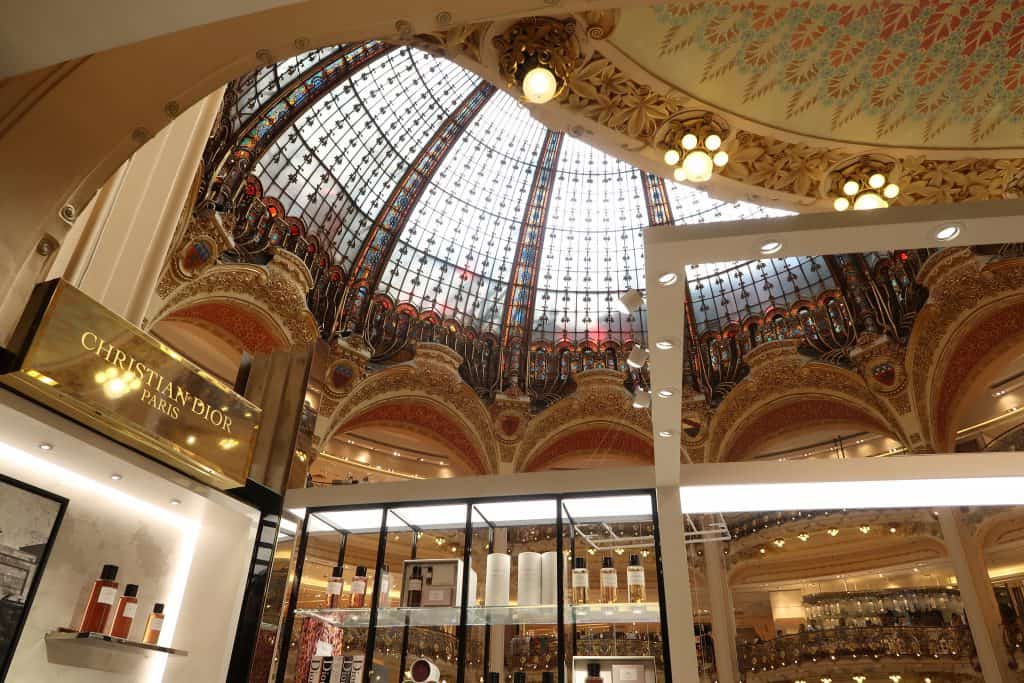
46;628;189;656
296;602;662;628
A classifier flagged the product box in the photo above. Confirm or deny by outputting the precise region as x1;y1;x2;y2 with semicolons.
570;657;656;683
308;655;365;683
400;559;477;607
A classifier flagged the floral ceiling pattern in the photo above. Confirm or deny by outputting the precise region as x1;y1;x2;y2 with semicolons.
611;0;1024;149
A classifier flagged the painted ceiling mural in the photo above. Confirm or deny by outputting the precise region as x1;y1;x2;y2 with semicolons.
611;0;1024;149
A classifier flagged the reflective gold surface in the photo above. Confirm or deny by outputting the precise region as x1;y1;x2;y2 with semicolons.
2;280;259;488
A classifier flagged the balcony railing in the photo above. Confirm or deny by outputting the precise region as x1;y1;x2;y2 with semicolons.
738;625;976;674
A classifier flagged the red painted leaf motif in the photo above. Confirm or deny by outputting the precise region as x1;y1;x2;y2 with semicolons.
879;1;924;40
1005;62;1024;91
829;35;864;68
830;0;870;27
790;17;825;51
871;48;906;79
963;6;1010;56
914;58;948;87
920;3;969;51
750;4;788;31
1005;12;1024;58
958;61;993;90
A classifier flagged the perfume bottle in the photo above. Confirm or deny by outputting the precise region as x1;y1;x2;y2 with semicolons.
600;557;618;604
572;557;589;605
407;566;423;607
142;603;165;644
542;672;555;683
79;564;119;632
326;566;344;608
350;566;368;608
586;662;604;682
513;672;526;683
108;584;139;638
378;564;391;607
627;554;646;603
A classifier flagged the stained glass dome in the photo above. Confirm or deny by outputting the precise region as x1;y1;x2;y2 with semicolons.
227;43;817;351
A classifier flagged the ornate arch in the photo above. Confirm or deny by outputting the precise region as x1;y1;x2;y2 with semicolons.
515;368;654;471
706;339;906;462
521;422;653;472
905;249;1024;451
320;343;498;473
152;247;318;350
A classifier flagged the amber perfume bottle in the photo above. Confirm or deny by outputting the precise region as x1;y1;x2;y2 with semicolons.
586;662;604;682
572;557;589;605
108;584;139;638
407;566;423;607
627;554;646;603
600;557;618;604
350;566;368;608
327;566;344;608
79;564;119;633
142;603;165;644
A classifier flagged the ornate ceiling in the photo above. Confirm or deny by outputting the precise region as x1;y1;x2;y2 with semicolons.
610;1;1024;150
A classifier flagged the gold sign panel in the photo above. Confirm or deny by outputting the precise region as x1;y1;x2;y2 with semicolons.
2;280;260;489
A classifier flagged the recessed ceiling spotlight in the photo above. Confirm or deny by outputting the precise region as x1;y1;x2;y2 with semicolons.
658;430;673;438
759;240;782;255
935;223;961;241
657;272;678;287
38;442;53;451
655;339;675;350
169;498;181;506
110;473;123;481
657;388;675;398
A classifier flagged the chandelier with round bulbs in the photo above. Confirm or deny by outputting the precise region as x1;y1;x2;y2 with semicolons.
494;18;582;105
828;156;901;212
656;111;730;184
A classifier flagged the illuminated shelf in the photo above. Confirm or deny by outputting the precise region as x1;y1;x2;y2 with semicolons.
296;602;662;628
45;629;188;673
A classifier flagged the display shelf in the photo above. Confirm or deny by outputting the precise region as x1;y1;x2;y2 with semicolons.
296;602;662;628
44;628;188;673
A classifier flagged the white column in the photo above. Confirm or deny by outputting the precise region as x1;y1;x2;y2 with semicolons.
704;539;738;683
938;508;1014;683
657;485;701;683
50;87;224;326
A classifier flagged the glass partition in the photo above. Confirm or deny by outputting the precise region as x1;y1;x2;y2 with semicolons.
278;491;668;683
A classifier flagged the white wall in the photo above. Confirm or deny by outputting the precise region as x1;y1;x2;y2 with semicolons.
0;390;257;682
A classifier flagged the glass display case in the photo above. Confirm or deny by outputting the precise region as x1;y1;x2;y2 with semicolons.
276;491;671;683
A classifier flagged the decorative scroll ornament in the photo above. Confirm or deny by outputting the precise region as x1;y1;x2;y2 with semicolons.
493;17;583;104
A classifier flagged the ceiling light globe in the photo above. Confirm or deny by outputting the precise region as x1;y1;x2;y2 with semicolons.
712;150;729;167
663;148;681;166
681;133;698;151
833;196;850;212
682;150;714;183
521;66;558;104
704;133;722;151
868;172;886;189
672;166;687;182
883;182;900;199
842;180;860;196
853;191;888;210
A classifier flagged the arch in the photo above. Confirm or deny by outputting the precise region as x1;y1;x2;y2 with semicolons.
905;249;1024;451
705;340;905;462
320;343;499;473
520;422;654;472
160;298;288;354
331;398;489;476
